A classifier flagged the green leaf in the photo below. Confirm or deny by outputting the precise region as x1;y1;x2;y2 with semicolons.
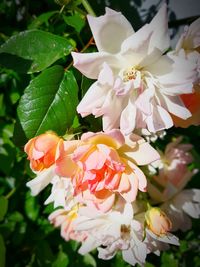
28;11;58;29
36;240;54;267
0;196;8;221
0;94;6;117
161;252;178;267
81;75;93;99
145;262;156;267
83;254;96;267
16;65;78;142
0;235;5;267
0;143;16;175
52;251;69;267
0;30;74;73
63;13;85;33
24;191;40;221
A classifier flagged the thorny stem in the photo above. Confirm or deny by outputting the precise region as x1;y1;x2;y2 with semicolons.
81;0;96;17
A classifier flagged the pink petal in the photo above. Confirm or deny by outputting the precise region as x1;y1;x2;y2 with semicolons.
55;154;77;177
133;164;147;192
120;173;138;202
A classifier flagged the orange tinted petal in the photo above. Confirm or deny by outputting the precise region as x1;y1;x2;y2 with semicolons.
34;132;60;153
24;138;35;159
172;88;200;127
55;153;77;177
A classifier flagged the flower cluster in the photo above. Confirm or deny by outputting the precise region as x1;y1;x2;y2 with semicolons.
24;4;200;266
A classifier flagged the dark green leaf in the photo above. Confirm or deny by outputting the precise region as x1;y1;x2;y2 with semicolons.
52;251;69;267
0;53;32;74
0;235;5;267
0;94;6;116
63;13;85;33
16;65;78;142
145;262;156;267
28;11;58;29
81;75;93;99
0;196;8;221
36;240;54;267
0;30;74;73
161;252;178;267
0;143;16;175
24;191;40;221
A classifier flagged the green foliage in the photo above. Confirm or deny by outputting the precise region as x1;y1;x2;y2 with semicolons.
63;13;85;33
0;0;199;267
16;66;78;143
0;234;6;267
52;250;69;267
0;30;75;73
0;196;8;221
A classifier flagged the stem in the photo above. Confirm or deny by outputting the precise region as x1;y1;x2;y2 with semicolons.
59;5;65;14
81;37;94;53
74;6;87;16
146;202;151;210
81;0;96;16
65;37;94;70
5;188;16;199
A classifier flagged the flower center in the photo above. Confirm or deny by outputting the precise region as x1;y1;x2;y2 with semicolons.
123;67;138;82
120;224;131;240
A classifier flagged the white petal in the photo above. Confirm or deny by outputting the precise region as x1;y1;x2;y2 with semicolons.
134;238;147;264
98;247;116;260
122;249;137;266
102;91;125;131
121;23;151;53
182;202;200;219
87;7;134;53
75;218;105;231
133;164;147;192
78;236;100;255
135;87;155;116
148;3;170;53
98;62;114;86
161;95;192;119
120;99;137;135
26;166;55;196
72;51;119;79
77;81;107;117
158;52;197;86
147;230;179;246
145;54;173;76
146;105;173;132
123;138;160;166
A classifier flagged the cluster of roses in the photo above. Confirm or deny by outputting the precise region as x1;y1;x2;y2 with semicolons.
24;4;200;266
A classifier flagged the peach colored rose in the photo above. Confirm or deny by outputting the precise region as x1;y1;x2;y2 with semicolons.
55;129;160;212
145;207;172;236
24;131;63;171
